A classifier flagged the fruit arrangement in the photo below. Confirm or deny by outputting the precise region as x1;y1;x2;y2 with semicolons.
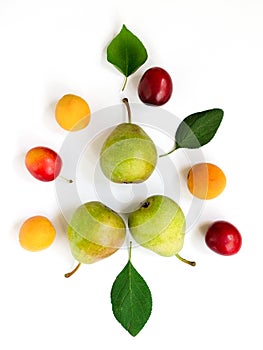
19;24;242;337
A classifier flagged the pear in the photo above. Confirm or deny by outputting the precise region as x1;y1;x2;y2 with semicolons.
100;98;157;183
128;195;195;266
65;201;126;277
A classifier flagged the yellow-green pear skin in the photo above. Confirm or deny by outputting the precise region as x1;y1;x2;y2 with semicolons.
67;201;126;264
100;123;157;183
128;195;186;256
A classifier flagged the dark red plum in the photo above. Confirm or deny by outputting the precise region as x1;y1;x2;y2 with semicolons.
138;67;173;106
205;221;242;256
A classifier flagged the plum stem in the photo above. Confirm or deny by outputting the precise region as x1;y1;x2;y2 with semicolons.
122;76;128;91
122;97;132;123
175;253;196;266
59;175;73;183
64;262;81;278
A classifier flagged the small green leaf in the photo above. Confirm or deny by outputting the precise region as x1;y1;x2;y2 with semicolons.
111;244;152;336
159;108;223;157
107;24;148;90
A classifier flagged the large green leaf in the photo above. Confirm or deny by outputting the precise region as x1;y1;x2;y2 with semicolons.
175;108;224;149
111;246;152;336
107;25;148;90
160;108;224;157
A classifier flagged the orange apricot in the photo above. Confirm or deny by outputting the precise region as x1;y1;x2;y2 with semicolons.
187;162;226;200
19;216;56;251
55;94;91;131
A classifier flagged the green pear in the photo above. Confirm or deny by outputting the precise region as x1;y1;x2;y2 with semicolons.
128;195;195;266
100;98;157;183
65;201;126;277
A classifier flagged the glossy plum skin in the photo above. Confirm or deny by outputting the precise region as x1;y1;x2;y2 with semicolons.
25;146;62;182
138;67;173;106
205;221;242;256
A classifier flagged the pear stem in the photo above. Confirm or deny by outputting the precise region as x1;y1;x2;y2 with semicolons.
175;253;196;267
122;97;132;123
64;262;81;278
128;241;132;261
59;175;73;183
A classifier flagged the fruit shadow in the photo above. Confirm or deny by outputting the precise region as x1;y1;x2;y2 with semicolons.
190;221;211;255
128;73;141;98
46;99;57;122
44;99;68;134
52;211;73;262
12;151;33;183
197;222;211;237
180;165;189;180
178;165;192;201
42;83;68;133
11;219;23;244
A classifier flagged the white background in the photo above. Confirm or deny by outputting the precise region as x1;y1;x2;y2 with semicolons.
1;0;263;348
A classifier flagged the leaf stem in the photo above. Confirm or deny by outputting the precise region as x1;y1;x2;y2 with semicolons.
64;262;81;278
159;145;178;158
175;253;196;266
128;241;132;261
122;97;132;123
122;76;128;91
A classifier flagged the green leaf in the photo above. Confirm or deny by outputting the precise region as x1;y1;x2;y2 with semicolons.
107;24;148;90
176;108;224;149
111;244;152;336
159;108;223;157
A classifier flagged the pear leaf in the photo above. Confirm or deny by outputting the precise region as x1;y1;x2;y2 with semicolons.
110;244;152;336
107;24;148;90
160;108;224;157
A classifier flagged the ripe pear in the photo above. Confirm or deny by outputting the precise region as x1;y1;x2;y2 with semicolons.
65;201;126;277
128;195;195;266
100;98;157;183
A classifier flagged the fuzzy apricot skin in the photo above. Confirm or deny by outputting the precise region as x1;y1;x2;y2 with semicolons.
19;216;56;251
55;94;91;131
187;163;226;200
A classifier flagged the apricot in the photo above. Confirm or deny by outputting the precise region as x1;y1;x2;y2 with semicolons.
55;94;91;131
19;216;56;251
187;162;226;200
